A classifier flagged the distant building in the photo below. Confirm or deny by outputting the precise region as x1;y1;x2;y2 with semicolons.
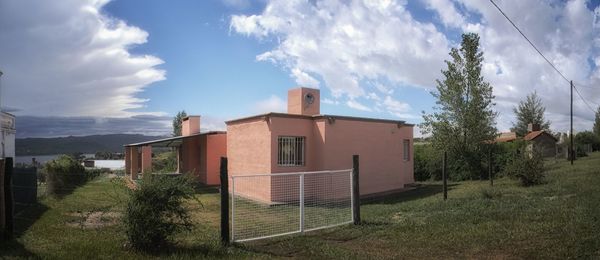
523;123;557;158
495;132;517;143
1;111;16;159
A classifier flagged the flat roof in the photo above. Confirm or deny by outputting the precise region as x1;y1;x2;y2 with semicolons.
124;131;226;147
225;112;414;126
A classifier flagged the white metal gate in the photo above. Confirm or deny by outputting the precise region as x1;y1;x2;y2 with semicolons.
231;169;354;242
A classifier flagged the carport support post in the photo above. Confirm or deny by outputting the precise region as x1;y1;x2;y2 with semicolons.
219;157;230;246
3;157;13;240
442;151;448;201
352;155;360;225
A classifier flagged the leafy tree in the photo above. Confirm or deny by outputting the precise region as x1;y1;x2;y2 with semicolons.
511;91;551;136
172;110;187;137
575;130;600;151
421;33;497;180
594;106;600;137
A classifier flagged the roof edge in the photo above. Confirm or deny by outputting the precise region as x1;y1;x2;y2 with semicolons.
225;112;414;126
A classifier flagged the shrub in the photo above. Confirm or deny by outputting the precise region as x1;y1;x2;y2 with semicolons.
480;186;502;199
45;155;101;196
504;150;545;187
124;174;196;251
151;151;178;173
414;144;442;181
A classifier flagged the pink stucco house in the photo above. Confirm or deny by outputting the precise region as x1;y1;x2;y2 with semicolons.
124;87;414;199
226;87;414;201
124;116;227;185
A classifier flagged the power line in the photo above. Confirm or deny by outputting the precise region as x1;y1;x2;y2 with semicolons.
490;0;599;114
489;0;570;84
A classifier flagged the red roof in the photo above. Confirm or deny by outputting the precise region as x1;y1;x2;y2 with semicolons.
495;132;517;143
523;130;557;141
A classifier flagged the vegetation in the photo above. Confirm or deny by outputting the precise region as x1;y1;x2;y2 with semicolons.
2;153;600;258
575;130;600;152
16;134;164;156
421;33;497;180
511;91;551;136
124;175;198;251
151;151;178;173
172;110;188;137
594;106;600;137
503;149;545;186
44;155;102;196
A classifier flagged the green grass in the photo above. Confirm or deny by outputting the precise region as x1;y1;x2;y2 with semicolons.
3;153;600;259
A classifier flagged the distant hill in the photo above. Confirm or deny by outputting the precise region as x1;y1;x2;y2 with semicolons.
16;134;167;156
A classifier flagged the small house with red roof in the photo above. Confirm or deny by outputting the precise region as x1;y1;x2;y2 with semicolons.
523;123;557;157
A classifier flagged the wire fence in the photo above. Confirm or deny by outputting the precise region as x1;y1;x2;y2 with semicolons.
231;169;353;242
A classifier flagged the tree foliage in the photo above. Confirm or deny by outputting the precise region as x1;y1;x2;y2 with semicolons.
421;33;497;180
511;91;551;137
172;110;187;137
594;106;600;138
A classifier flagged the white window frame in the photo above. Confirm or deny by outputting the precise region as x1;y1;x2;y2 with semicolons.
277;136;305;166
403;139;410;161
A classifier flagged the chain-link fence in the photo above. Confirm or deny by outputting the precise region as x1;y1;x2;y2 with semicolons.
231;169;354;242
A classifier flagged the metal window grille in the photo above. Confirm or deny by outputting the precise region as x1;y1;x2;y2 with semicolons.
277;136;305;166
403;139;410;161
230;169;354;242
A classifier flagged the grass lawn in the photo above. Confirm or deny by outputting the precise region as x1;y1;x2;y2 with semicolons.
2;152;600;259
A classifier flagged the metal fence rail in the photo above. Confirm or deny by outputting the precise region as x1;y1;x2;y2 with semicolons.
231;169;353;242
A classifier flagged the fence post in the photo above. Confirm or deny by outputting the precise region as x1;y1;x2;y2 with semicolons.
299;174;304;233
488;147;493;186
352;155;360;225
442;151;448;200
219;157;229;246
4;157;13;240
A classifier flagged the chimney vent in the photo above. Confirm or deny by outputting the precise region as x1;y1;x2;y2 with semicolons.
182;116;201;136
527;123;541;133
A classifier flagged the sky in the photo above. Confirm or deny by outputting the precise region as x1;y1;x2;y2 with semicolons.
1;0;600;138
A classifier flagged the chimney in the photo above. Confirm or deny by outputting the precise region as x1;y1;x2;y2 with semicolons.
182;116;200;136
287;87;320;116
527;123;540;133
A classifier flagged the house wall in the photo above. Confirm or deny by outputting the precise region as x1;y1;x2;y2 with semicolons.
180;136;201;176
532;134;557;158
227;118;273;201
1;112;16;160
205;133;227;185
321;119;414;196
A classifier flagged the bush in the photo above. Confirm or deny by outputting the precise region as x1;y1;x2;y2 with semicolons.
414;144;442;181
152;151;178;173
124;174;197;251
45;155;101;196
504;151;545;187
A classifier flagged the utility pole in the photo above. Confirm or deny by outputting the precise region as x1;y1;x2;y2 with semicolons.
570;80;574;165
0;70;3;113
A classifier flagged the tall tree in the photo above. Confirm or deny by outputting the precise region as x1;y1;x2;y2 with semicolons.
594;106;600;137
172;110;187;137
510;91;551;136
421;33;497;180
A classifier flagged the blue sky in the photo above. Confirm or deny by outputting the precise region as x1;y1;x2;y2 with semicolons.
1;0;600;137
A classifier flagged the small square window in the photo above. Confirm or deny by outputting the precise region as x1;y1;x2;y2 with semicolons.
278;136;305;166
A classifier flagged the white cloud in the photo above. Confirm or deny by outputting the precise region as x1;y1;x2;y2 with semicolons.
422;0;465;28
255;95;286;113
346;99;372;112
230;0;450;100
232;0;600;133
0;0;165;117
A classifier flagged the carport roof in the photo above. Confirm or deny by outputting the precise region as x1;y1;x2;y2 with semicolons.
124;131;226;148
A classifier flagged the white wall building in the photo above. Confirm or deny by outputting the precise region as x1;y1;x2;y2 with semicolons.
1;111;16;159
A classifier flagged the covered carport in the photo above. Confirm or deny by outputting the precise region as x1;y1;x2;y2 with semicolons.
123;116;227;185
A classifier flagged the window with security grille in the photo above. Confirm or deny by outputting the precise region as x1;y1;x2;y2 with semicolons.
403;139;410;161
278;136;305;166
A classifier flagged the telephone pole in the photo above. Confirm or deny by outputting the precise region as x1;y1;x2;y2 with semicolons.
570;80;574;165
